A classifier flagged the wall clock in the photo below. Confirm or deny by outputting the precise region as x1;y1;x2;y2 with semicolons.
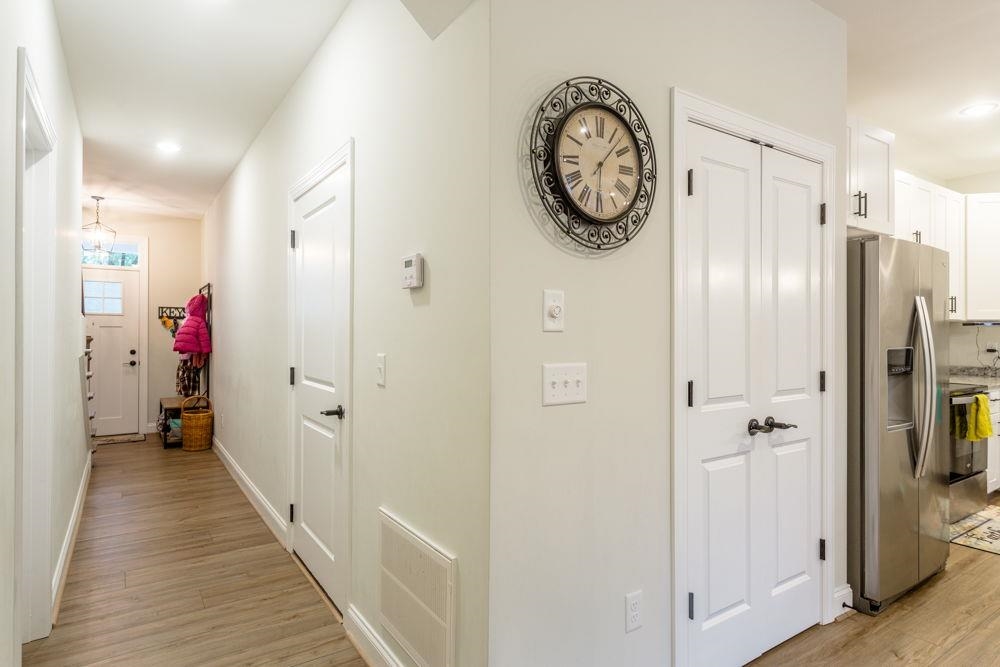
530;77;656;250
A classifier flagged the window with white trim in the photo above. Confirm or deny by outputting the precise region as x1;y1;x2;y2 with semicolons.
83;280;124;315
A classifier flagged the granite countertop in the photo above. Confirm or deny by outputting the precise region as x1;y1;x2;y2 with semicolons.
951;366;1000;389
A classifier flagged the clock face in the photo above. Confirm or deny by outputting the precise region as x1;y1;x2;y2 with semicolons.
555;105;641;222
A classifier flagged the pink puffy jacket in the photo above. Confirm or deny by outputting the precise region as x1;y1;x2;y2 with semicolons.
173;294;212;354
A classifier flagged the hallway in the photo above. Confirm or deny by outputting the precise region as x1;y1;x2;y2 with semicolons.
22;439;364;667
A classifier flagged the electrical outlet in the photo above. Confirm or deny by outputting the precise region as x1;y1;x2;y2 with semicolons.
375;353;387;387
626;590;642;633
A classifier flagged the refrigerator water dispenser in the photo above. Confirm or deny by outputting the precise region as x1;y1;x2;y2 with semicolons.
886;347;914;431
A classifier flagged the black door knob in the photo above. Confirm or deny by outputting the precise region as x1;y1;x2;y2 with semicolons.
764;416;798;430
129;360;137;367
130;349;136;355
320;405;346;420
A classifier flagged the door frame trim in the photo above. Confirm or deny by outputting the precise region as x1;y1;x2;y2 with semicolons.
285;138;356;599
81;234;150;436
15;46;58;644
670;88;841;664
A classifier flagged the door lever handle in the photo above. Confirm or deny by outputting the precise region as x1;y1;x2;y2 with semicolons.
764;416;797;430
321;405;346;420
748;418;773;436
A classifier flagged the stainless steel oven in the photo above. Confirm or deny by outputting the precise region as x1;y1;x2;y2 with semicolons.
950;385;989;523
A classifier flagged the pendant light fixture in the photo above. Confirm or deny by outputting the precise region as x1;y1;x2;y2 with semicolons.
82;195;116;253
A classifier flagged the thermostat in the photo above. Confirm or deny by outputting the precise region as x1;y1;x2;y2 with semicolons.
401;253;424;289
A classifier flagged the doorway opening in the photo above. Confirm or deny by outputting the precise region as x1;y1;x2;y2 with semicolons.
80;234;149;438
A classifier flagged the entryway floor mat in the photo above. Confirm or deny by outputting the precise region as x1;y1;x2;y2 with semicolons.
92;433;146;445
951;505;1000;554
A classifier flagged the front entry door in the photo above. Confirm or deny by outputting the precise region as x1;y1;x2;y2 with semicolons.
290;145;353;608
684;122;824;665
83;267;140;436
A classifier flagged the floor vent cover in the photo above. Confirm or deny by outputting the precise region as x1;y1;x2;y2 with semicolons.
379;507;456;667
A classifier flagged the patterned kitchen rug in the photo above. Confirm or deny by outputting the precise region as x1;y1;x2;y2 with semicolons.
951;504;1000;554
91;433;146;445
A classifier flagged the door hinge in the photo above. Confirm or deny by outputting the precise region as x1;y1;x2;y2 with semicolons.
819;538;826;561
820;202;827;225
820;370;826;392
289;504;295;523
290;367;295;386
687;169;693;196
687;380;694;407
688;592;694;620
290;229;296;249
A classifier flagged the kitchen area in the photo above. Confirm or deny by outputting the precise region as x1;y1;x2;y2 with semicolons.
844;106;1000;614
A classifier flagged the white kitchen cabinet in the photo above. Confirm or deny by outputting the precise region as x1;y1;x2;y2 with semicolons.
966;194;1000;320
847;118;895;235
894;170;935;246
989;436;1000;494
945;191;966;320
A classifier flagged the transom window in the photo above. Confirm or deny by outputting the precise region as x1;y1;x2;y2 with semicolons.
83;280;123;315
82;240;140;267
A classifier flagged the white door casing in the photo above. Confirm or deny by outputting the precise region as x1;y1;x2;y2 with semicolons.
84;267;140;436
289;140;354;609
672;89;837;666
16;47;58;644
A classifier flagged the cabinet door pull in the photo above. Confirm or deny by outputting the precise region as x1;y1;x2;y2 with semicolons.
853;190;864;217
862;192;869;219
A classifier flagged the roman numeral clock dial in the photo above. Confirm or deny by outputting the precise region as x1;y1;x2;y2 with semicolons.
557;106;641;222
530;77;656;250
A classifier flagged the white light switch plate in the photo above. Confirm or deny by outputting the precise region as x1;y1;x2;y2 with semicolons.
543;289;565;332
542;362;587;406
375;353;386;387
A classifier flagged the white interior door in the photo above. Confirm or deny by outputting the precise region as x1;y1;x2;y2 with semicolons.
685;122;823;665
84;268;140;436
290;146;353;609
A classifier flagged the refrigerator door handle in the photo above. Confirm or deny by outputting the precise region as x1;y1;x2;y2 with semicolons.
913;295;937;479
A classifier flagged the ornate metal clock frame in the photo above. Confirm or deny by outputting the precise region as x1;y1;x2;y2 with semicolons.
530;76;656;250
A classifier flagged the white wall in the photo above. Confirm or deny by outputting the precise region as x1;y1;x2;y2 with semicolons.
83;206;203;426
489;1;847;664
200;0;490;663
0;0;83;662
948;169;1000;194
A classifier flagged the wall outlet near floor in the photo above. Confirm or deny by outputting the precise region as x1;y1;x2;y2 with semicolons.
626;590;642;633
542;362;587;406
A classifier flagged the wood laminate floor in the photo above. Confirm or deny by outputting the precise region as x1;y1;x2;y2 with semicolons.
23;437;365;667
753;539;1000;665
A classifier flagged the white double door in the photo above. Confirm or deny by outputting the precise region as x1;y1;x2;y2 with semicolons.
290;146;353;609
685;122;824;665
84;267;140;436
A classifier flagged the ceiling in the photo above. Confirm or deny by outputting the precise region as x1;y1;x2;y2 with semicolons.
815;0;1000;184
55;0;350;219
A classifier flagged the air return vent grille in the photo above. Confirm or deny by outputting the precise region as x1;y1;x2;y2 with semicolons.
378;508;456;667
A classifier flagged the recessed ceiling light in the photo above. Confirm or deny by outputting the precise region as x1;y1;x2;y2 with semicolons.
156;140;181;154
959;102;999;118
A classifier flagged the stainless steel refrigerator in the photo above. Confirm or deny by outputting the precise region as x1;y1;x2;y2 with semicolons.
847;234;950;615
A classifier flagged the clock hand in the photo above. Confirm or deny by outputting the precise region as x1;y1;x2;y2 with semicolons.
592;134;625;176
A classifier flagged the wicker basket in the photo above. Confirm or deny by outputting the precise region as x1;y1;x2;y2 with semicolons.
181;395;214;451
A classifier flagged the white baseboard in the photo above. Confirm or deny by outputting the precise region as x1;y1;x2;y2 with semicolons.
213;436;290;548
52;451;92;609
144;421;158;434
345;604;403;667
831;583;853;620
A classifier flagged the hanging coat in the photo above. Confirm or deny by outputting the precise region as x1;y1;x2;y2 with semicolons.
173;294;212;354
